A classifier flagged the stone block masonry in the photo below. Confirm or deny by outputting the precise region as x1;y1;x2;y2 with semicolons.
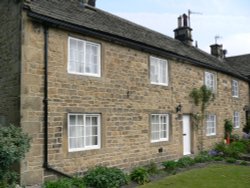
1;2;249;185
20;18;249;185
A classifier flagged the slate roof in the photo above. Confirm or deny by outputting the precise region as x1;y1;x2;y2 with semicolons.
226;54;250;78
23;0;248;81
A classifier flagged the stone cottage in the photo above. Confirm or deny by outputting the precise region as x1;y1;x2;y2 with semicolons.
0;0;249;185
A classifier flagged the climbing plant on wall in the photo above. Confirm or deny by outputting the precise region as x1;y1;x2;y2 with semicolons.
189;85;213;151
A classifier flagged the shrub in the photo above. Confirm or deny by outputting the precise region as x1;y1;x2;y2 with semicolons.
230;134;240;142
213;142;227;155
83;166;128;188
144;162;159;175
239;139;250;153
177;157;195;168
44;178;85;188
162;160;178;172
224;119;233;138
225;157;236;163
194;152;213;163
130;167;150;185
225;141;247;158
0;124;31;186
213;156;223;161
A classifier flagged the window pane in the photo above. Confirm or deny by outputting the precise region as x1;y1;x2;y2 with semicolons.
77;115;84;125
69;115;76;125
150;61;157;83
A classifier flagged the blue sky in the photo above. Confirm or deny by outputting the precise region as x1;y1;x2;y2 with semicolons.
97;0;250;56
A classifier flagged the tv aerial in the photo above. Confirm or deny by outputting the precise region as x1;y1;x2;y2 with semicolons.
215;35;222;44
188;9;202;27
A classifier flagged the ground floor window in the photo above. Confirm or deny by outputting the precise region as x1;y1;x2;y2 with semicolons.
206;114;216;136
68;113;101;152
233;111;240;128
151;114;169;142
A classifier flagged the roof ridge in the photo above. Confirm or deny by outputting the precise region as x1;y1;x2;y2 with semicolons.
91;4;177;42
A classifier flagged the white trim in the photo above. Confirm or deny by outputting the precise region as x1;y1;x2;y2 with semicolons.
233;111;240;128
150;56;168;86
232;80;239;98
205;71;216;92
68;37;101;77
206;114;216;136
150;114;169;143
68;113;101;152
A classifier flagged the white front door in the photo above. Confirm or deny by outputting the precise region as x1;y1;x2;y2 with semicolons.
183;115;191;155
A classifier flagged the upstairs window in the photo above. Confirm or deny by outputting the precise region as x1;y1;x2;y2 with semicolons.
68;37;101;77
150;56;168;86
68;113;101;152
205;72;216;92
151;114;169;142
233;111;240;128
206;114;216;136
232;80;239;98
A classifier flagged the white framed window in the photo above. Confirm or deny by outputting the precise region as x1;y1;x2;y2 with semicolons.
68;37;101;77
205;72;216;92
151;114;169;142
68;113;101;152
150;56;168;86
233;111;240;128
232;80;239;98
206;114;216;136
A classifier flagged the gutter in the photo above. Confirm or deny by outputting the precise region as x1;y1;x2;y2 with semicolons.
43;25;72;179
27;11;249;82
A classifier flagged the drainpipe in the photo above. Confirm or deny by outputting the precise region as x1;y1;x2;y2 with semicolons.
43;25;71;178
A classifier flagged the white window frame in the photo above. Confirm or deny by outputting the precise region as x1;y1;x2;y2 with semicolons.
232;80;239;98
206;114;216;136
205;71;216;92
150;56;168;86
151;114;169;143
68;113;101;152
68;37;101;77
233;111;240;128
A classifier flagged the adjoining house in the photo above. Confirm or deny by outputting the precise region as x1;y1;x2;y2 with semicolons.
0;0;249;186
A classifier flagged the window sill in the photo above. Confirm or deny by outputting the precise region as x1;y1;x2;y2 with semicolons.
68;71;101;78
150;140;171;147
206;134;216;137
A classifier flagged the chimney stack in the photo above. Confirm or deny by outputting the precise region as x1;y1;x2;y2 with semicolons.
81;0;96;7
88;0;96;7
174;14;193;46
210;44;227;60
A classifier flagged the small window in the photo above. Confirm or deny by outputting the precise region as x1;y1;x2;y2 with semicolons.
68;113;101;152
233;112;240;128
232;80;239;98
68;37;101;77
151;114;169;142
205;72;216;92
206;114;216;136
150;56;168;86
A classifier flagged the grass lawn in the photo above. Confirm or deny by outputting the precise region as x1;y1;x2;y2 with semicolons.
139;164;250;188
